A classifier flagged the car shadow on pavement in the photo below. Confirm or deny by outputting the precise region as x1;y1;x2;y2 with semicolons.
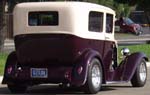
25;85;126;94
102;85;132;89
26;85;84;94
101;84;132;92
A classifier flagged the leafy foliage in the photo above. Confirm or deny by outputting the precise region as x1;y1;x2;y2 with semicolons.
7;0;134;17
114;0;130;4
114;0;141;6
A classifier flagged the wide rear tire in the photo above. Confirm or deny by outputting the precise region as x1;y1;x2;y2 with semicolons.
131;59;147;87
84;58;102;94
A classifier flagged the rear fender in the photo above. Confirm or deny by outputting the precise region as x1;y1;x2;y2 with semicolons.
72;49;103;86
122;52;148;81
2;51;17;84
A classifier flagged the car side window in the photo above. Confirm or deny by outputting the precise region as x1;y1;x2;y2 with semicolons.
89;11;103;32
106;14;113;33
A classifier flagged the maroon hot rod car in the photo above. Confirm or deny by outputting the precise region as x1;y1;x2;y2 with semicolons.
2;2;148;94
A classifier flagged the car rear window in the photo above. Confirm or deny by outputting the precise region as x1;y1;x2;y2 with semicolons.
89;11;103;32
28;11;58;26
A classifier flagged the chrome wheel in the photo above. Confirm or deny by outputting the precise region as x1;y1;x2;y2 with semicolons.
131;59;147;87
91;64;101;88
84;58;102;94
139;62;147;82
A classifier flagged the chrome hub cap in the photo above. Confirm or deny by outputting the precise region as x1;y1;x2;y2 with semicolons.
139;62;147;82
91;65;101;88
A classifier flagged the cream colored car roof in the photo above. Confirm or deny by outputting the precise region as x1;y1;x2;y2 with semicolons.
13;2;116;41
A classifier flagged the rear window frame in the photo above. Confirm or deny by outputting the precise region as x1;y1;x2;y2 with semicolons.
28;11;59;26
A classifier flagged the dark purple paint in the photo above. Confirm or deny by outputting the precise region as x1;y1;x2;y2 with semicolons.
4;34;113;85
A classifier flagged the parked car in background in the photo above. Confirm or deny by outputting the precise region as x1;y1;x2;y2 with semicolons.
115;17;143;35
2;2;148;94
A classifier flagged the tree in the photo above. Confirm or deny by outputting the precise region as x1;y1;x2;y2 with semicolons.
114;0;141;5
115;0;150;26
97;0;131;17
0;0;7;52
8;0;58;12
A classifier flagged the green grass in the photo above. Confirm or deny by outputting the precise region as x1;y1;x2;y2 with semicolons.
0;44;150;75
0;53;8;75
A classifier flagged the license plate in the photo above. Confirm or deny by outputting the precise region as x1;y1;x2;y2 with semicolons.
31;68;48;78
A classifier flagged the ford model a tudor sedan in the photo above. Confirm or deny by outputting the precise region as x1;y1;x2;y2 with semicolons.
2;2;148;94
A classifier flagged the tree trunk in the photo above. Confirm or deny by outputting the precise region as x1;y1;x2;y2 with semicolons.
0;0;6;52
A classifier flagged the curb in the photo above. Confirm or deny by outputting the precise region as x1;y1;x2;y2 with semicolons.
0;76;3;84
0;63;150;84
147;62;150;67
4;43;14;47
